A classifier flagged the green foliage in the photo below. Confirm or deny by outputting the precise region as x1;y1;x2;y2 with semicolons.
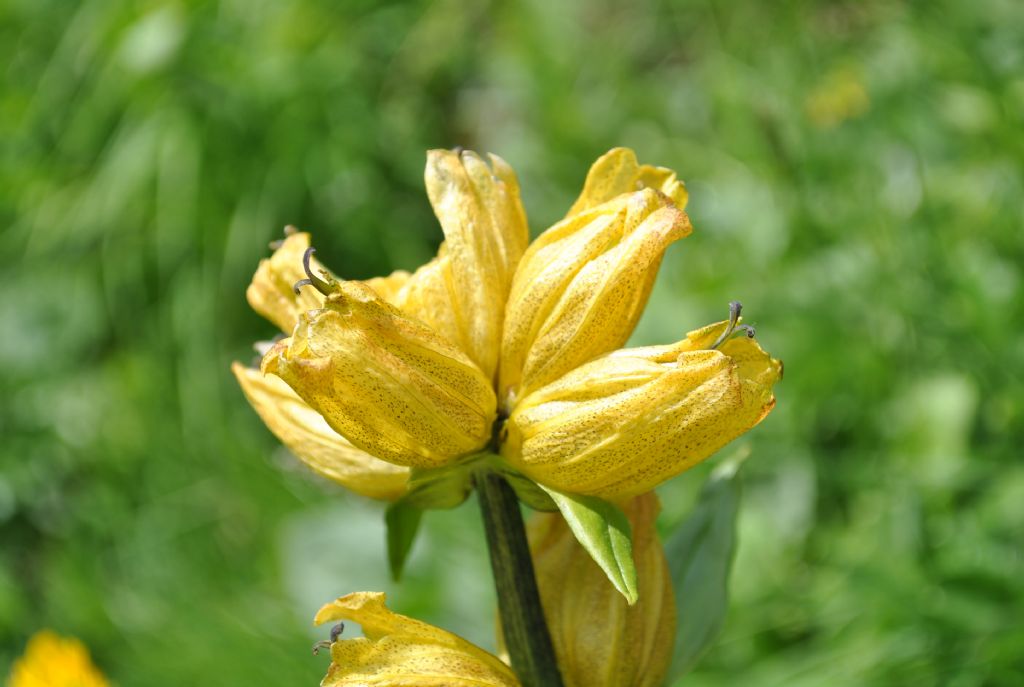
666;457;743;682
2;0;1022;685
539;485;638;605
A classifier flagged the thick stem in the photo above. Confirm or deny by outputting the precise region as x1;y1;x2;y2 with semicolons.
476;471;564;687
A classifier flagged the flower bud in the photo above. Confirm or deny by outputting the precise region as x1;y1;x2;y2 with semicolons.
503;320;781;499
499;154;692;407
231;363;407;500
262;281;497;469
316;592;519;687
423;149;529;379
529;493;675;687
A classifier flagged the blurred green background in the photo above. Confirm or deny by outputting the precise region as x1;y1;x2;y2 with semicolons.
2;0;1022;684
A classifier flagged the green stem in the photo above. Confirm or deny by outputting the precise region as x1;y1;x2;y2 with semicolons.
476;471;564;687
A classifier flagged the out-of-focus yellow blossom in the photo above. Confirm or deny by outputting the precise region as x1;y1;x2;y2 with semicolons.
237;146;779;502
314;592;520;687
8;630;109;687
527;493;675;687
502;318;782;500
805;65;870;129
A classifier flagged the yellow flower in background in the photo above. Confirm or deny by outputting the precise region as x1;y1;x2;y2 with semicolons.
527;493;675;687
805;65;870;129
314;592;519;687
502;312;782;499
236;146;780;501
8;630;109;687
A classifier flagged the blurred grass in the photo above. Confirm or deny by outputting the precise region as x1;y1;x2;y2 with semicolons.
2;0;1022;685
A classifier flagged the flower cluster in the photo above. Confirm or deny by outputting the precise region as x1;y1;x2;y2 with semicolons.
234;148;781;684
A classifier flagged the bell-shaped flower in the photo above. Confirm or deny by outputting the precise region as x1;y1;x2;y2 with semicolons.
502;316;782;500
315;592;520;687
231;362;407;500
528;493;675;687
261;281;497;469
499;150;692;407
420;149;529;380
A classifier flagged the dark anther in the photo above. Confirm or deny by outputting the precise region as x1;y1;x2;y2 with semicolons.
312;623;345;656
738;324;756;339
293;247;335;297
330;622;345;642
711;301;743;349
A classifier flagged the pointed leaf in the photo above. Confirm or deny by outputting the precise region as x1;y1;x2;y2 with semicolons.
538;484;638;604
384;498;423;581
666;458;744;681
499;467;558;512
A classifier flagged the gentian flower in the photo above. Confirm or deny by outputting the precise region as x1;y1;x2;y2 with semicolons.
235;147;780;502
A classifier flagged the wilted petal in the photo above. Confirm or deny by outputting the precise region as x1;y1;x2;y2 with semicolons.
502;321;781;499
500;188;692;406
566;147;688;217
316;592;520;687
424;149;530;379
528;494;675;687
246;230;334;333
262;281;496;469
231;362;407;500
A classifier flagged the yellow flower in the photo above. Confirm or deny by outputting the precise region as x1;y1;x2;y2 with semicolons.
237;146;780;500
8;630;109;687
232;363;407;500
527;493;675;687
260;281;497;469
314;592;519;687
502;315;782;499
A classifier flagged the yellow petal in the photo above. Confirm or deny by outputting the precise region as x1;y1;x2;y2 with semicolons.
246;230;334;334
316;592;520;687
262;281;497;469
528;494;675;687
500;188;692;406
231;362;408;500
424;149;530;379
502;323;781;499
8;630;109;687
364;268;413;304
566;147;688;217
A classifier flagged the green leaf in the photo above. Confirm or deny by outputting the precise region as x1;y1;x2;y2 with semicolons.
384;498;423;582
403;454;479;510
665;458;744;681
499;467;558;512
538;484;638;605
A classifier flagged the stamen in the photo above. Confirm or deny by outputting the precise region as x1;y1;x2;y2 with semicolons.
312;623;345;655
329;622;345;642
710;301;743;349
737;324;756;339
292;247;335;297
